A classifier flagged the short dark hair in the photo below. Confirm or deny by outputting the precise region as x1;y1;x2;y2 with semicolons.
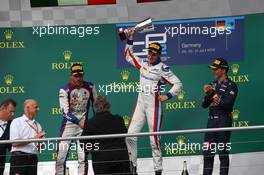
93;96;111;113
221;67;229;74
0;99;16;109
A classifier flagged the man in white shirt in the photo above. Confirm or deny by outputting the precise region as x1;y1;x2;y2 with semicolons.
0;99;16;175
9;99;46;175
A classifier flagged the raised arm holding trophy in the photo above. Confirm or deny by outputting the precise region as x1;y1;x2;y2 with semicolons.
122;18;183;175
118;17;154;41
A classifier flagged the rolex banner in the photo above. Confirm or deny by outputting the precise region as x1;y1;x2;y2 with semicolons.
0;13;264;163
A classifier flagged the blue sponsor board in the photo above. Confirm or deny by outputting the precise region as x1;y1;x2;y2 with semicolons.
116;16;244;68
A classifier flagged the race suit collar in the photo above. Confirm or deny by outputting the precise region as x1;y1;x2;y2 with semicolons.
150;58;161;66
217;76;228;84
70;81;83;88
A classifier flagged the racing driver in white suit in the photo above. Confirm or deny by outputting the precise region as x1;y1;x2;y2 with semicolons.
124;29;183;175
55;63;97;175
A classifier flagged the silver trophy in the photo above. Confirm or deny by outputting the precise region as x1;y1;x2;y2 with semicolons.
118;17;154;41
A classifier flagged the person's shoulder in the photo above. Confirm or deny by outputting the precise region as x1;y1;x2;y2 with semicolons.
11;116;23;125
211;80;217;84
60;83;71;91
112;114;125;123
159;62;171;73
227;78;238;89
83;81;95;89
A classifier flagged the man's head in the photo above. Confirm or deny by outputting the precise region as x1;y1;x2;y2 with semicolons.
0;99;16;121
70;63;84;87
147;43;162;64
208;58;229;80
93;96;111;113
24;99;40;119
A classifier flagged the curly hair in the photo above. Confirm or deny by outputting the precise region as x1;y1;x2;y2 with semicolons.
93;96;111;113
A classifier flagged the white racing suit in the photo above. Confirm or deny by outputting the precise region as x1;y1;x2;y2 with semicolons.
55;81;97;175
125;40;182;171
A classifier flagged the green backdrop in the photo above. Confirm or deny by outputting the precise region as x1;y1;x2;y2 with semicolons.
0;13;264;161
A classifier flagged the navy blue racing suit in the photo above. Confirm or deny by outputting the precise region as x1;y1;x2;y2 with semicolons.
202;78;238;175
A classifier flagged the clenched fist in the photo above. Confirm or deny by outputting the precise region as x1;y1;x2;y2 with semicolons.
204;84;213;93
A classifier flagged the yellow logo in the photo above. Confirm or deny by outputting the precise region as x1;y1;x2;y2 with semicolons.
165;89;196;110
4;74;14;85
0;74;25;94
0;30;25;49
232;109;250;127
51;107;63;115
177;90;185;101
121;70;130;81
51;50;83;70
63;50;72;61
214;59;221;65
123;115;130;127
177;135;186;145
4;30;13;40
232;109;240;120
231;64;239;75
166;88;197;110
149;43;160;50
229;64;249;83
164;135;197;155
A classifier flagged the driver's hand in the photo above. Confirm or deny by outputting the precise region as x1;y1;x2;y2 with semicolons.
127;28;135;40
203;84;213;93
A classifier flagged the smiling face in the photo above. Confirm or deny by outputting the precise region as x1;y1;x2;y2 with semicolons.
147;51;160;64
212;67;227;80
71;73;84;87
24;100;40;119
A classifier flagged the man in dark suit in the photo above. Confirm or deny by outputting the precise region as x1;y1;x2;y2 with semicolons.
0;99;16;175
81;96;131;175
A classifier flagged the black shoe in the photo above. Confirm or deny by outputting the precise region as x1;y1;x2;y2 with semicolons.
129;161;138;175
132;166;138;175
155;170;162;175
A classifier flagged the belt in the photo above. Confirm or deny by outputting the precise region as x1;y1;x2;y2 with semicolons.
208;116;219;119
12;151;37;156
208;114;231;119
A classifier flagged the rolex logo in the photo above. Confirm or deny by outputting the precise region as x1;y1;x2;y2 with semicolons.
121;70;130;81
4;74;14;85
177;90;185;101
0;74;25;94
232;109;240;120
177;135;186;145
231;64;239;75
123;115;130;127
4;30;13;40
63;50;72;61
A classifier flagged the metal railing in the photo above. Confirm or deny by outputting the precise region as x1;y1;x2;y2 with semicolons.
0;125;264;144
1;125;264;174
